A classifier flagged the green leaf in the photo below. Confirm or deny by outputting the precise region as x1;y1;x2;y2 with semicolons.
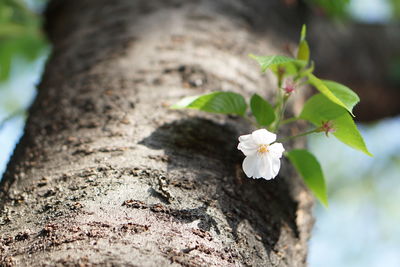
322;80;360;115
250;94;275;126
331;114;373;156
286;149;328;207
249;54;305;72
300;94;373;156
307;73;356;115
300;93;347;120
171;91;247;116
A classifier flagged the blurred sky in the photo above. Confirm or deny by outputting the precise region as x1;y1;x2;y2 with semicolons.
308;118;400;267
349;0;392;22
0;0;399;266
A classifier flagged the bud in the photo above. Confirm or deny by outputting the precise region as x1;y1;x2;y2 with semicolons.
283;79;296;95
317;120;336;136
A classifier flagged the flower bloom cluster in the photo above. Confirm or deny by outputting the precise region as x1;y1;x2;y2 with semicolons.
237;129;285;180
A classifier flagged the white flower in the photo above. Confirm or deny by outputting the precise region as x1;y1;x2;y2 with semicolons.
237;129;285;180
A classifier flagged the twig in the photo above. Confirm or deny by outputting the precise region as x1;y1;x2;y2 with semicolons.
274;128;318;143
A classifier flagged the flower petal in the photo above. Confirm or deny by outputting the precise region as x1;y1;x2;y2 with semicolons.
251;129;276;145
271;157;281;178
256;154;274;180
242;154;258;178
238;134;258;156
238;134;252;143
269;142;285;158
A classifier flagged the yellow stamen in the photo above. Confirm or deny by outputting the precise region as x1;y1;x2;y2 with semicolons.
258;144;269;153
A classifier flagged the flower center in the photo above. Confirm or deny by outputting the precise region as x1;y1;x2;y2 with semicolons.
258;144;269;154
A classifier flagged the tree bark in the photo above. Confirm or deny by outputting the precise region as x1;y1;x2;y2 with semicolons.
0;1;313;266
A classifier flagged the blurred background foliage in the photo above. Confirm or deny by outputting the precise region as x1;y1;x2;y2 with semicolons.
306;0;351;19
0;0;399;267
0;0;47;81
0;0;49;175
391;0;400;18
306;0;400;21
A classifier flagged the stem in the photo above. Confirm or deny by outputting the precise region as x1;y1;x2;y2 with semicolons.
272;92;288;132
275;97;288;130
274;128;318;143
274;86;283;109
280;117;299;125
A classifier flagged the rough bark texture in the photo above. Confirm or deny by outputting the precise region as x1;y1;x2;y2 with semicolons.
0;1;314;266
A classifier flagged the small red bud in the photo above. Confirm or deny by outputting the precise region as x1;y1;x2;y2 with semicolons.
284;79;296;94
318;120;336;136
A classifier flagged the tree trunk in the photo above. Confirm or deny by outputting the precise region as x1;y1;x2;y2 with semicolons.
0;1;313;266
